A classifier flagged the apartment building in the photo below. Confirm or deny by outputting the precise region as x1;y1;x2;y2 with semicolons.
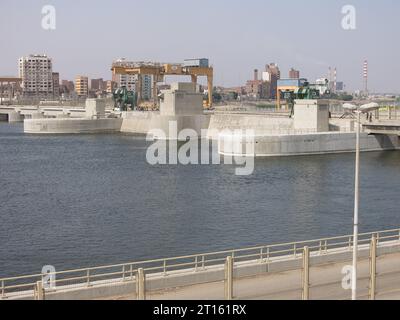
75;76;89;97
18;54;54;99
52;72;60;98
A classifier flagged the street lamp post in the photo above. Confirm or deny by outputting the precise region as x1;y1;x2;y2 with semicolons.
343;102;379;300
352;109;360;301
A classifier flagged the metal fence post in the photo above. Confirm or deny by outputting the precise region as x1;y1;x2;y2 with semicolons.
224;256;233;300
130;264;133;280
86;269;91;287
36;281;44;300
136;268;146;300
1;280;4;299
302;246;310;300
369;236;377;300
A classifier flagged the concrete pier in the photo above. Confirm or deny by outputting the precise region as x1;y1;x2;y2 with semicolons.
8;111;23;123
24;118;123;134
215;99;400;157
23;99;122;134
120;82;210;139
218;132;400;157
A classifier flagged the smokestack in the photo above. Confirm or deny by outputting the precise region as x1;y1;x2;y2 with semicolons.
334;67;337;93
363;60;368;94
254;69;258;81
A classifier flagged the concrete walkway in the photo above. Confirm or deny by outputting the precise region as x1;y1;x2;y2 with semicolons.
110;252;400;300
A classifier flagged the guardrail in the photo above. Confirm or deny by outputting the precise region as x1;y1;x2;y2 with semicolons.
1;228;400;300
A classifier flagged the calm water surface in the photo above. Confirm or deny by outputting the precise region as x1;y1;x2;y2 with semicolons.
0;122;399;277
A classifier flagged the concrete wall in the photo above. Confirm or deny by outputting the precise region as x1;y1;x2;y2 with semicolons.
24;118;123;134
160;82;204;116
120;112;210;139
293;99;330;132
8;111;24;123
329;118;355;132
218;132;400;157
85;99;106;119
120;111;154;134
207;114;293;139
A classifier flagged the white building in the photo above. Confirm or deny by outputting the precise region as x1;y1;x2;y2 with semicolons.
19;54;54;99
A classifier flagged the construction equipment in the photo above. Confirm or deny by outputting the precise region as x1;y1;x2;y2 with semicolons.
112;87;136;111
111;59;213;109
281;81;325;117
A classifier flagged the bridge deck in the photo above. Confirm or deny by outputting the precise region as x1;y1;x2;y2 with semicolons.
363;121;400;136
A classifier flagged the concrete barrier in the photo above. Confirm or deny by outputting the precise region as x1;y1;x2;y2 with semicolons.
24;118;123;134
219;132;400;157
120;111;210;139
207;113;293;139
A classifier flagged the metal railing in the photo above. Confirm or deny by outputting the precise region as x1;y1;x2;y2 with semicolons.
1;227;400;299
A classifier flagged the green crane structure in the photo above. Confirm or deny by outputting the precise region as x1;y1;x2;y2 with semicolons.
282;81;327;117
112;87;137;111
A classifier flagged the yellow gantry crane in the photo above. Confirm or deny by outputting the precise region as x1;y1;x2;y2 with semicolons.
111;59;213;109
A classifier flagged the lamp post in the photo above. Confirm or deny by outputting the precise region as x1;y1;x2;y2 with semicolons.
343;102;379;300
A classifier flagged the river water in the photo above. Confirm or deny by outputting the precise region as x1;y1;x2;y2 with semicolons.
0;122;399;277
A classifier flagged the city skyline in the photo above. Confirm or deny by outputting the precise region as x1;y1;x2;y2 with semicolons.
1;0;400;93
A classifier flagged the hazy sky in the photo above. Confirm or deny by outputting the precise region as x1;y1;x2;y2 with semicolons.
1;0;399;92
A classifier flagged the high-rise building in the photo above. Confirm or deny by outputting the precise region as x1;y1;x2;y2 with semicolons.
289;68;300;79
19;54;54;99
265;63;280;99
141;75;152;100
75;76;89;97
52;72;60;98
